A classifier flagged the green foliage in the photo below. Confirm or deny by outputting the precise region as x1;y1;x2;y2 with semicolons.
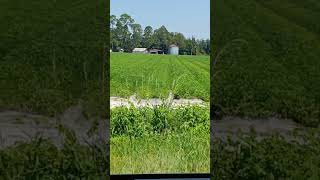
110;14;210;55
110;105;210;174
111;128;210;174
111;105;210;137
111;53;210;100
212;129;320;179
0;0;108;117
110;106;210;137
0;130;108;179
212;0;320;126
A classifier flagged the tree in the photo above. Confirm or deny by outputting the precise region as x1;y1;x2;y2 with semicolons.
116;14;134;52
118;13;134;27
131;23;143;48
110;13;210;55
142;26;153;48
185;38;193;55
153;25;170;53
191;36;199;55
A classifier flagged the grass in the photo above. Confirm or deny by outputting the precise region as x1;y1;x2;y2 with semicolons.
212;0;320;127
110;105;210;174
111;130;209;174
110;51;210;174
2;0;320;178
210;1;320;178
110;53;210;101
0;0;109;178
0;0;108;117
212;128;320;179
0;127;108;179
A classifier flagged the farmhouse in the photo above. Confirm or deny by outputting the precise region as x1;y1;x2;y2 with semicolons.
132;48;148;54
149;49;164;54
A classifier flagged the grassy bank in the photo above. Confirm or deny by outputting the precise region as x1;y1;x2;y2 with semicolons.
110;105;210;174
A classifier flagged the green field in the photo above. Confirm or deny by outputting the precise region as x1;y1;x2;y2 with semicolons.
0;0;108;178
0;0;107;117
212;0;320;127
211;0;320;179
110;53;210;174
111;53;210;101
2;0;320;178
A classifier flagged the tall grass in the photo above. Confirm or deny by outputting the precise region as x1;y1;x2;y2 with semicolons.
110;105;210;174
212;128;320;179
111;129;209;174
0;127;108;179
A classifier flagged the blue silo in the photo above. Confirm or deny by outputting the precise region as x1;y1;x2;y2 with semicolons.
168;44;179;55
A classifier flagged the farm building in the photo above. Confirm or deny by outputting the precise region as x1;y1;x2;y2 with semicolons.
168;44;179;55
149;49;164;54
132;48;148;54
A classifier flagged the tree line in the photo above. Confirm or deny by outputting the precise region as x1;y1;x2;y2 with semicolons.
110;14;210;55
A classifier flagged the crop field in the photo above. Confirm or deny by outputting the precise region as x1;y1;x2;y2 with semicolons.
0;0;108;179
211;0;320;179
2;0;320;178
110;53;210;173
212;0;320;127
110;53;210;101
0;0;107;117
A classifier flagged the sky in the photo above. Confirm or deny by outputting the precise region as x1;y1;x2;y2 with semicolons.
110;0;210;40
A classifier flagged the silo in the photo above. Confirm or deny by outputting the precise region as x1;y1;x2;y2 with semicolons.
168;44;179;55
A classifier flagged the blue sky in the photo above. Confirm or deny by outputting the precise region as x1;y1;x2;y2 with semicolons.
110;0;210;39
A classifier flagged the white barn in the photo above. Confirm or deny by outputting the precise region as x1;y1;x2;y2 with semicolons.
132;48;148;54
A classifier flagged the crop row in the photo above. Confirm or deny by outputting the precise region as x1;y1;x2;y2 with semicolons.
212;0;320;126
0;0;107;117
110;53;210;101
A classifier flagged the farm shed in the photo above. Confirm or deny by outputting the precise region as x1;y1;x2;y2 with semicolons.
168;44;179;55
132;48;148;54
149;49;164;54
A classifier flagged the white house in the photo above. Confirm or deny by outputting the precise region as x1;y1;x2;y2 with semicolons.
132;48;148;54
